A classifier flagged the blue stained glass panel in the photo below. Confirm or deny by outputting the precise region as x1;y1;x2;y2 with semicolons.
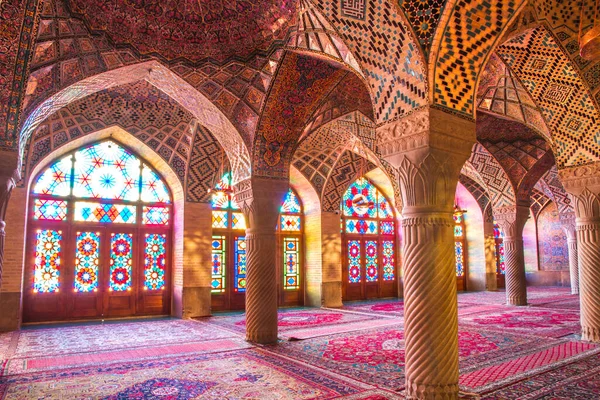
33;155;73;197
74;232;100;292
74;202;136;224
377;195;393;218
72;141;141;201
143;206;170;225
141;165;170;203
283;237;300;290
234;237;247;292
345;219;378;234
280;190;301;213
34;199;68;221
380;220;395;235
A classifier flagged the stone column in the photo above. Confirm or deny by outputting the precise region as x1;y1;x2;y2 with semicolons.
560;214;579;295
233;177;288;344
494;205;529;306
378;107;474;399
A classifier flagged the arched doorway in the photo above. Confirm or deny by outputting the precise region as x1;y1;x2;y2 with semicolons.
210;174;305;311
341;177;398;301
24;140;172;322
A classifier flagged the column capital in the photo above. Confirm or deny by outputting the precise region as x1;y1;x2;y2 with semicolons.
493;205;530;239
560;212;577;241
232;176;289;232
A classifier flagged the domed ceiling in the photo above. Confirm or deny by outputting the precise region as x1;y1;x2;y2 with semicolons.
67;0;298;64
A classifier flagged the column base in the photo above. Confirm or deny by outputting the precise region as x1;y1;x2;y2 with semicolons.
321;281;343;308
182;287;212;318
0;292;22;332
582;325;600;342
571;289;580;295
246;331;278;344
507;296;527;306
406;381;458;400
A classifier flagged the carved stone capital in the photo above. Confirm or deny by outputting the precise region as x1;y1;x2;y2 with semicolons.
560;212;577;241
493;205;530;239
232;177;289;232
377;106;475;161
558;162;600;197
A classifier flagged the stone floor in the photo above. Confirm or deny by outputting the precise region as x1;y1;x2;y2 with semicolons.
1;287;597;399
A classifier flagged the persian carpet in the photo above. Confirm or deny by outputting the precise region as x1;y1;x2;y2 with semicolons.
205;308;382;334
459;308;581;338
266;325;553;392
480;348;600;399
0;348;374;399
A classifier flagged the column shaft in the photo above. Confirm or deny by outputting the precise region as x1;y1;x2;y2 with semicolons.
568;238;579;295
503;238;527;305
577;220;600;341
403;214;458;399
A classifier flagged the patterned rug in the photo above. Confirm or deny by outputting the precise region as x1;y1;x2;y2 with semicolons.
0;319;235;361
460;308;581;338
205;308;382;335
266;325;561;392
0;349;374;399
481;349;600;399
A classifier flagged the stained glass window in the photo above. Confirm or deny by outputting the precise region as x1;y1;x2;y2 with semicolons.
29;140;172;311
211;236;226;293
454;208;467;278
33;156;72;197
212;210;229;229
283;237;300;290
74;202;137;224
280;215;301;231
365;240;378;282
277;189;303;293
280;190;301;213
348;240;361;283
110;233;133;292
494;222;506;274
74;232;100;292
382;240;395;281
33;230;62;293
234;237;247;292
34;199;68;221
143;206;170;225
341;177;396;288
231;212;246;230
144;234;167;290
72;141;140;201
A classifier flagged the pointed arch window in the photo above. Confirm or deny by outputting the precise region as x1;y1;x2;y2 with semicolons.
493;222;505;274
454;207;467;277
341;177;397;300
278;189;303;293
26;140;172;322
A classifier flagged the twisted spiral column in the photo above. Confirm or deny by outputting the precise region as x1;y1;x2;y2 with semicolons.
245;228;279;343
234;177;288;344
403;214;458;399
502;238;527;305
577;219;600;342
495;206;529;306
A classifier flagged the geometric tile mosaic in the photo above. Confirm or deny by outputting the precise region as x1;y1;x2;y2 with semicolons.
497;27;600;167
313;0;427;123
186;124;229;203
468;143;516;208
540;165;574;216
321;150;376;212
433;0;519;116
288;0;365;78
477;55;551;141
398;0;448;59
22;81;194;185
459;174;491;215
530;187;551;219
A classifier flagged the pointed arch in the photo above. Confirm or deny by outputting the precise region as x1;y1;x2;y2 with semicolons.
19;61;251;184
